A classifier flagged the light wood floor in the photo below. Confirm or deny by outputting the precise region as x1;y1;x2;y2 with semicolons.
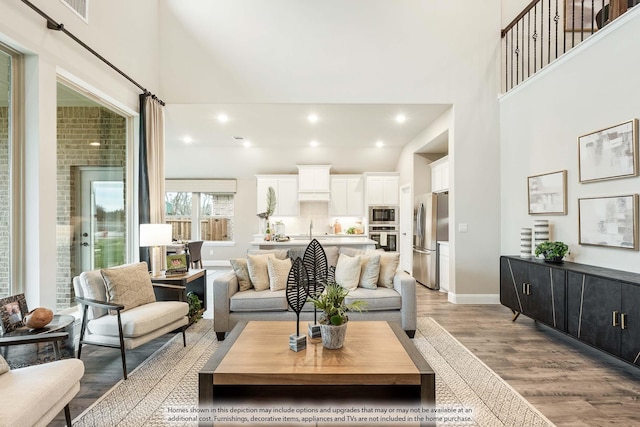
49;282;640;426
416;284;640;427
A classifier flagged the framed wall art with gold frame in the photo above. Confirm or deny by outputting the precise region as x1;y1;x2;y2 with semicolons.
578;119;638;183
528;170;568;215
578;194;638;250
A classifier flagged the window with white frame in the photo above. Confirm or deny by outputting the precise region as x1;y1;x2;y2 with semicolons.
0;43;22;298
165;180;236;242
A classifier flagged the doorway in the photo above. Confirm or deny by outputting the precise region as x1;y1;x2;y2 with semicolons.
76;167;125;272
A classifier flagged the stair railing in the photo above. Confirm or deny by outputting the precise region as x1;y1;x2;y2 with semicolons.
501;0;634;92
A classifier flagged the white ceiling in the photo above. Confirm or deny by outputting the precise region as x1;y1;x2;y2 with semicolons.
165;103;450;151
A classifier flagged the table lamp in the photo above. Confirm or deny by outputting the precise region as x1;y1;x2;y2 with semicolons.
140;223;173;277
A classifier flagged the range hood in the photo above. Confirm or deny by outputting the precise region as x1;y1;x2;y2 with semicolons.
298;192;330;202
297;165;331;202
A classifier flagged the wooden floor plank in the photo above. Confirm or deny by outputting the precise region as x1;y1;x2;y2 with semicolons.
416;284;640;426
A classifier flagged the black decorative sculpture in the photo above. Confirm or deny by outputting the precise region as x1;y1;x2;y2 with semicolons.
303;239;328;338
286;257;309;351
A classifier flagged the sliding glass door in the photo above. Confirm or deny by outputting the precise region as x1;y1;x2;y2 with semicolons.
56;82;130;310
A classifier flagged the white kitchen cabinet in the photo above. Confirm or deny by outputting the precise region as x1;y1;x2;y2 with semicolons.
297;165;331;193
365;174;399;205
256;175;299;217
330;175;364;216
430;156;449;193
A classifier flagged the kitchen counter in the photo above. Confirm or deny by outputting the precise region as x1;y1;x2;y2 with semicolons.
250;237;377;250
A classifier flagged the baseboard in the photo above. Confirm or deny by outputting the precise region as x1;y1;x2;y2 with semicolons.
448;293;500;304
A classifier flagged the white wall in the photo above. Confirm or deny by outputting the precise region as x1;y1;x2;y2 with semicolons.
0;0;159;308
161;1;503;300
500;8;640;272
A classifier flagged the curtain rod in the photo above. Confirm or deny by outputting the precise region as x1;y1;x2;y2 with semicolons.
20;0;165;106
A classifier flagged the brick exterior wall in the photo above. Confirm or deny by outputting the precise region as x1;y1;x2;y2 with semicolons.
0;107;9;298
56;106;126;310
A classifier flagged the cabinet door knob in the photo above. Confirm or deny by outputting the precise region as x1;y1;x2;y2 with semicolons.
621;313;627;330
613;311;620;327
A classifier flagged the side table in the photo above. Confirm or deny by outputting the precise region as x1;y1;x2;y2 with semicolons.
151;268;207;310
0;314;75;368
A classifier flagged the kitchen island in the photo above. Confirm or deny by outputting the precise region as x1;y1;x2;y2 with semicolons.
250;236;377;251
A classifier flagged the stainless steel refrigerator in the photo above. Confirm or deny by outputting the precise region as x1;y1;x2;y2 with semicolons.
413;192;449;289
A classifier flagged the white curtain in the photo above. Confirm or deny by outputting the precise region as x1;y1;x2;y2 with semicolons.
144;95;166;224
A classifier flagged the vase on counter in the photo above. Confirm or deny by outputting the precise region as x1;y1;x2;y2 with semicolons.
533;220;550;250
264;222;272;241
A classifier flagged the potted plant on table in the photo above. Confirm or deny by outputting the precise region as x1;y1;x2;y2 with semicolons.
535;241;569;263
307;282;366;349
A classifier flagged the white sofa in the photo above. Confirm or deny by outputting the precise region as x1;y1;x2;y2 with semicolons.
213;247;417;339
0;333;84;427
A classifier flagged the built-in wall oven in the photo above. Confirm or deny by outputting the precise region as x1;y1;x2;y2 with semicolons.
368;206;398;226
369;225;398;252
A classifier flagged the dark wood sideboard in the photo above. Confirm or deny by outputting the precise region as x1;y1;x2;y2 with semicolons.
500;256;640;367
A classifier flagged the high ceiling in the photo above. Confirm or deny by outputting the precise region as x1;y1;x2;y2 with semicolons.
165;103;450;151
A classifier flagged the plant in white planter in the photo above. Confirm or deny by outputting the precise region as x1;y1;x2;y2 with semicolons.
307;282;366;349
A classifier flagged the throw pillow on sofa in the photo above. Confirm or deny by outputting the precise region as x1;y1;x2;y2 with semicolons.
268;257;292;291
230;258;252;291
101;262;156;313
367;250;400;288
335;253;361;291
247;253;276;291
359;254;381;289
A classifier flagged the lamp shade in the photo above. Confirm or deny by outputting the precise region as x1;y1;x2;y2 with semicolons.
140;224;172;247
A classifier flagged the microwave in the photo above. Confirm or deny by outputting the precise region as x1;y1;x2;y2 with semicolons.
368;206;398;225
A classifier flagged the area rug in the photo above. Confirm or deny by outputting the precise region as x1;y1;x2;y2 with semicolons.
73;318;555;426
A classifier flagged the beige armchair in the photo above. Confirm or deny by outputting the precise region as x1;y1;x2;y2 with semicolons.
0;332;84;427
73;262;189;380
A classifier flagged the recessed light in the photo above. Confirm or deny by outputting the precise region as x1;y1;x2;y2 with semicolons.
310;140;318;147
90;141;100;146
308;114;319;124
395;114;407;124
243;140;252;147
217;113;229;123
376;140;384;148
183;136;193;143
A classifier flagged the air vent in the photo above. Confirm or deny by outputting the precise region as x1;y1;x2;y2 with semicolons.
60;0;88;21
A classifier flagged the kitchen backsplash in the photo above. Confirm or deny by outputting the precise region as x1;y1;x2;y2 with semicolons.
269;202;364;235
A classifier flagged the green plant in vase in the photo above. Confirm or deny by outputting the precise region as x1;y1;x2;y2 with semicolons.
263;186;276;240
535;241;569;263
307;282;366;349
308;282;366;325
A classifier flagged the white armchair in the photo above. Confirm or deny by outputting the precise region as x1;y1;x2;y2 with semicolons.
73;262;189;380
0;332;84;427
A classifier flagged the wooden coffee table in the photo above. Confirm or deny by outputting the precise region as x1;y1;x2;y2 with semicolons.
199;321;435;426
